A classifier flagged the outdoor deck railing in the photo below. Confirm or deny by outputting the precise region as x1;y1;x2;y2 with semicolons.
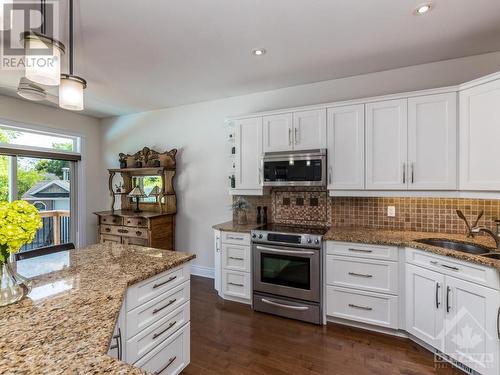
20;210;70;252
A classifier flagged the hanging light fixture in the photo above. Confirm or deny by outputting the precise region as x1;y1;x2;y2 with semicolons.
59;0;86;111
21;0;65;86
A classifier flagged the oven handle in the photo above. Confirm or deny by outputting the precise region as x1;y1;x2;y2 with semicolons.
255;245;316;256
261;298;310;311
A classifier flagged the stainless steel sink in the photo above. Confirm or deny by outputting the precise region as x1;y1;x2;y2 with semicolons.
414;238;491;255
481;253;500;260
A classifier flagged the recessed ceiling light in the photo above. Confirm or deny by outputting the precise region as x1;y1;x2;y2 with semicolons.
252;48;266;56
414;3;433;15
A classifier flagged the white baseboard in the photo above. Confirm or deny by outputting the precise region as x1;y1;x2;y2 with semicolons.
191;265;215;279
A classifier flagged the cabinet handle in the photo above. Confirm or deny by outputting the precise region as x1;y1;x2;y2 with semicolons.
288;128;292;146
258;167;262;185
229;256;244;261
497;308;500;340
348;272;373;278
136;231;142;236
348;304;373;311
153;276;177;289
228;236;244;241
403;163;406;184
328;167;332;185
152;299;177;314
441;264;459;271
294;127;298;144
152;321;177;340
446;286;451;313
430;260;438;265
105;227;111;232
411;163;415;184
228;282;244;287
348;248;373;253
117;229;128;234
110;328;122;360
435;283;441;309
153;356;177;375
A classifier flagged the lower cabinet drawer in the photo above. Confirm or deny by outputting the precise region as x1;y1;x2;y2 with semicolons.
126;302;190;364
126;281;190;339
123;237;149;247
326;286;398;329
127;264;190;311
326;255;398;294
134;322;190;375
100;234;121;244
222;243;250;272
221;270;251;300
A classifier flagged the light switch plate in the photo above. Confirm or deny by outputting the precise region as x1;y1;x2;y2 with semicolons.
387;206;396;217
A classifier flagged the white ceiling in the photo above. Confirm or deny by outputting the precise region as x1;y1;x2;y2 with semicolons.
2;0;500;118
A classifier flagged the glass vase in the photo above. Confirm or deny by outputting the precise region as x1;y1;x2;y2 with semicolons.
0;261;30;307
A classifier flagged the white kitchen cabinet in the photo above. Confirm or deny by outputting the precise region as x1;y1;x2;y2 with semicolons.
234;117;263;191
292;109;327;150
408;93;457;190
263;113;293;152
405;264;445;351
327;105;365;190
365;99;408;190
445;275;499;375
460;78;500;191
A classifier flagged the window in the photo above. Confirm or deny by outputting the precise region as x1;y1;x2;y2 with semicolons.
0;125;81;254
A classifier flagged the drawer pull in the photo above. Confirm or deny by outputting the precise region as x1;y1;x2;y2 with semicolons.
104;227;111;232
228;282;244;287
348;272;373;278
152;321;177;340
446;286;451;313
441;264;459;271
348;303;373;311
228;236;244;241
152;299;177;314
153;276;177;289
229;256;244;261
348;248;373;253
430;261;438;265
497;308;500;340
118;229;129;234
154;356;177;375
435;282;441;309
136;231;143;236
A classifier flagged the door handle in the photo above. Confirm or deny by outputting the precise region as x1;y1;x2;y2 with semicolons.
446;286;451;313
435;282;441;308
261;298;309;311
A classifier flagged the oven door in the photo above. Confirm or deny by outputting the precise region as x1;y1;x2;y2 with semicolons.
253;243;320;302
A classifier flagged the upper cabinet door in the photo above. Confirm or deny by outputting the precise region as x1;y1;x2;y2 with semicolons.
292;109;327;150
408;93;457;190
263;113;293;152
460;79;500;191
327;105;365;190
234;117;263;190
365;99;408;190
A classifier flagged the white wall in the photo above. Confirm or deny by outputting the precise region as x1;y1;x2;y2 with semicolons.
101;51;500;272
0;95;103;246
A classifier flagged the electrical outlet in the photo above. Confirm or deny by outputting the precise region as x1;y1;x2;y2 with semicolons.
387;206;396;217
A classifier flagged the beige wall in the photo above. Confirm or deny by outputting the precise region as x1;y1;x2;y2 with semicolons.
101;51;500;273
0;95;103;246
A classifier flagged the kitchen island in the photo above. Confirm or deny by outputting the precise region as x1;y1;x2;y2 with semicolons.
0;243;195;374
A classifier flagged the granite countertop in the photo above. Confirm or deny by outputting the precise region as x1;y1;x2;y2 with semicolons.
324;226;500;269
0;244;195;374
212;220;261;233
212;220;500;269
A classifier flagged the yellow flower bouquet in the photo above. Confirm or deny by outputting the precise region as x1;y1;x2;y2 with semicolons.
0;200;42;264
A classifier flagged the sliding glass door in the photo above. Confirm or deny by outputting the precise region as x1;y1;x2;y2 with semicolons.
0;125;80;254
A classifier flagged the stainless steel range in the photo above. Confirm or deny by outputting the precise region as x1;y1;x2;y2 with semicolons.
251;224;326;324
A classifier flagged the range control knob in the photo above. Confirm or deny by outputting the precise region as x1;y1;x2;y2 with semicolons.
251;233;257;239
258;234;263;239
314;239;320;245
306;237;312;244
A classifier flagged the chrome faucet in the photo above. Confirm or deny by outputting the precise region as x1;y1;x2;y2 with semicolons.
471;221;500;250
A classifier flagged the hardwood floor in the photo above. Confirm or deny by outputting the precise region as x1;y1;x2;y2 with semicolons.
184;276;464;375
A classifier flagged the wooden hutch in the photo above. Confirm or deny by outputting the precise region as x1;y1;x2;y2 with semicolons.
94;147;177;250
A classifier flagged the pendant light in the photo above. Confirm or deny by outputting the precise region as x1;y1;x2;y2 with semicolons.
22;0;65;86
59;0;86;111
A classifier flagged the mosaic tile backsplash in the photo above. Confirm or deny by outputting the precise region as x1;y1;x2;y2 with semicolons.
234;191;500;234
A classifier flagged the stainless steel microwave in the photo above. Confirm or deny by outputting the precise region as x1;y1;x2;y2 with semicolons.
261;149;327;187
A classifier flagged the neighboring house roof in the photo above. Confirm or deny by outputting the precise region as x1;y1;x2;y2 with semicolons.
22;180;70;200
